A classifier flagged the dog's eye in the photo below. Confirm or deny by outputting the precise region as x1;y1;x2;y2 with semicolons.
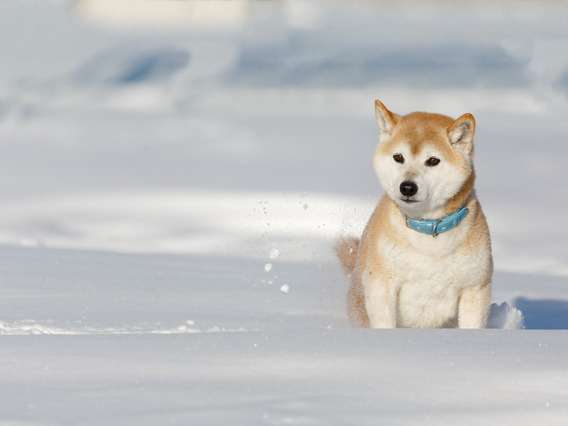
393;153;404;164
425;157;440;167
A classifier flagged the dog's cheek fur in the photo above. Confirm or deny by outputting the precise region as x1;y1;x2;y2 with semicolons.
374;152;400;202
425;162;469;210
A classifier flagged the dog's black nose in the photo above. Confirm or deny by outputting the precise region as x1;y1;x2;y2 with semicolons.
400;181;418;197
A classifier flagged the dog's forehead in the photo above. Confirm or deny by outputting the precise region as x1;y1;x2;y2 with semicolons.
390;112;455;157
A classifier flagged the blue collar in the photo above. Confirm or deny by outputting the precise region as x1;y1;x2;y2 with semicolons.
405;206;469;237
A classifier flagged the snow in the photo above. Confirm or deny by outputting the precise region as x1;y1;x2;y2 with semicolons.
0;1;568;424
487;302;525;330
3;331;568;425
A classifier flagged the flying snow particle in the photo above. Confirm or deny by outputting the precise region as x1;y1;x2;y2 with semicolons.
264;263;272;272
280;284;290;294
269;248;280;259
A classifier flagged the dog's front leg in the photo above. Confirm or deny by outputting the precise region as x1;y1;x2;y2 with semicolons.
458;283;491;329
364;278;397;328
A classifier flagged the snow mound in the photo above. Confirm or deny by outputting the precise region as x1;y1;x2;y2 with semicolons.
75;47;190;87
488;302;525;329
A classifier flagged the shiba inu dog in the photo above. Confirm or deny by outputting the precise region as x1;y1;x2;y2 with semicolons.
337;100;492;329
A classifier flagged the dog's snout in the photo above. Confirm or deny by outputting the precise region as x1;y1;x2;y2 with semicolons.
400;181;418;197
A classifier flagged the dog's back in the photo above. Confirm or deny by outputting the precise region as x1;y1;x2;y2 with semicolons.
335;237;358;275
335;237;369;327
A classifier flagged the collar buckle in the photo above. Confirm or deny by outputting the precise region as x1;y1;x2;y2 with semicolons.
432;220;441;238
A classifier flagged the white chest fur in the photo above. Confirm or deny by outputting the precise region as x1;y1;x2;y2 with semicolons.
364;213;491;328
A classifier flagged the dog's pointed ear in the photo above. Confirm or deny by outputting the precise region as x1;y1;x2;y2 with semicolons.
448;113;476;151
374;99;399;137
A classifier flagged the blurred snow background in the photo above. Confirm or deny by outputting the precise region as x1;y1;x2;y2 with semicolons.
1;0;568;424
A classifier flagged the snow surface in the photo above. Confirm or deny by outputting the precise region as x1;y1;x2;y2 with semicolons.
0;0;568;424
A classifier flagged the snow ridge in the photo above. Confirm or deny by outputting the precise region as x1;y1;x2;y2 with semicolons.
0;320;249;336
